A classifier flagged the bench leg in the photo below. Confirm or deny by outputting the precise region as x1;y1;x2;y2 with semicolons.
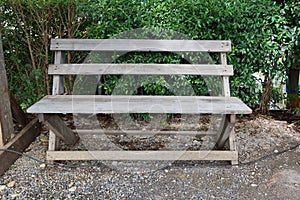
39;114;59;153
48;131;60;151
215;114;235;149
229;128;238;165
215;114;238;165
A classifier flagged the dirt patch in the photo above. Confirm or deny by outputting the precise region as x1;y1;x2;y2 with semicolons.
268;169;300;199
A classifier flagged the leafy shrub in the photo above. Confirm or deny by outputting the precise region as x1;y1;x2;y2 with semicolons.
1;0;299;111
83;0;299;109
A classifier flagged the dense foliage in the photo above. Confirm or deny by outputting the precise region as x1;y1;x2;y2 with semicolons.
0;0;299;112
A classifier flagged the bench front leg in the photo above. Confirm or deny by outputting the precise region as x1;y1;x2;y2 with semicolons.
38;114;60;151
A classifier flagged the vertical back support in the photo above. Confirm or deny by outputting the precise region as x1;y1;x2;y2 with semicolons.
48;51;66;151
53;51;65;95
220;52;230;97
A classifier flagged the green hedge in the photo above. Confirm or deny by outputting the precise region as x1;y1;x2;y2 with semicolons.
82;0;299;108
1;0;299;109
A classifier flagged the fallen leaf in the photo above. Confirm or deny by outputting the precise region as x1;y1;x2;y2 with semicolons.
40;137;49;143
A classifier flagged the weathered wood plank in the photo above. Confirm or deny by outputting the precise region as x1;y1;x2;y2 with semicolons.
42;114;79;145
48;64;234;76
76;129;217;136
52;51;65;95
0;34;14;146
222;76;231;97
47;150;238;161
0;118;41;175
27;95;252;114
50;39;232;52
220;53;231;97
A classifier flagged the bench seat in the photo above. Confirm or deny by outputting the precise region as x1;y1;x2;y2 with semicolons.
27;95;252;114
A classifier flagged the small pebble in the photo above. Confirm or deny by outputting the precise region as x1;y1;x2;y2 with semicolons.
40;164;46;169
11;193;20;198
68;186;77;192
7;181;15;188
0;185;6;191
251;184;258;187
68;182;74;187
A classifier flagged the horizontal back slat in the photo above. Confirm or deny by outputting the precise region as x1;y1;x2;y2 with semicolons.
48;64;233;76
50;39;231;52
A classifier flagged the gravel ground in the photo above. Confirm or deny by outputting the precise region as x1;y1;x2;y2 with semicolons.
1;114;300;199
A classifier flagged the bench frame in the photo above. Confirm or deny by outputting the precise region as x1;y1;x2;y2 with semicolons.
28;39;251;165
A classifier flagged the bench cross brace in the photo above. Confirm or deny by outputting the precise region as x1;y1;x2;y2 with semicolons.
39;114;79;146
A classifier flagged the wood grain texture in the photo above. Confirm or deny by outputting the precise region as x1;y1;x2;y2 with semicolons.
43;114;79;145
52;51;65;95
229;128;238;165
48;64;234;76
215;114;236;149
0;35;14;146
27;95;252;114
219;53;231;97
50;39;231;52
0;118;41;175
47;150;238;161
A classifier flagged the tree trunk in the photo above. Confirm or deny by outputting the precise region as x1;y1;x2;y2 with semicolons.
259;73;273;115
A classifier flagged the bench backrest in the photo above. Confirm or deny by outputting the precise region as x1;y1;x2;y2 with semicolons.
49;39;232;97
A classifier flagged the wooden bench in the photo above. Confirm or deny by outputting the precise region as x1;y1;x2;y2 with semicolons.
27;39;252;165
